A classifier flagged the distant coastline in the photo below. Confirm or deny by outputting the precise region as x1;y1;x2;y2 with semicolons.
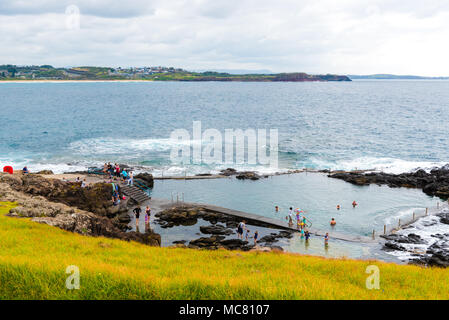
349;74;449;80
0;65;350;82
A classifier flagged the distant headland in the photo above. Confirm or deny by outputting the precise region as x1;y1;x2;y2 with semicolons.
0;64;351;82
348;74;449;80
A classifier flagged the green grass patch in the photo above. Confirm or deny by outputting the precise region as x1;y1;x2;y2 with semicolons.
0;201;448;299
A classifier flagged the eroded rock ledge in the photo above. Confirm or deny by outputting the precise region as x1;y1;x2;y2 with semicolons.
0;173;160;246
155;205;293;251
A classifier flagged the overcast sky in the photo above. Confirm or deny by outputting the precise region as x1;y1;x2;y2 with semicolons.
1;0;449;75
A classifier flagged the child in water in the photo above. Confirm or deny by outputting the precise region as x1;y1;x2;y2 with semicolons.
324;233;329;246
305;230;310;241
254;230;258;245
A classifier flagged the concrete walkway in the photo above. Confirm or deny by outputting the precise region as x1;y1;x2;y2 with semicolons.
148;197;377;243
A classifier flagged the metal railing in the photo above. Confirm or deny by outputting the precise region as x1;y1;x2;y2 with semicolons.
370;200;449;240
132;179;153;197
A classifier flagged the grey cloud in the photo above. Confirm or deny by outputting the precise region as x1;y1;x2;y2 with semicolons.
0;0;155;18
1;0;449;75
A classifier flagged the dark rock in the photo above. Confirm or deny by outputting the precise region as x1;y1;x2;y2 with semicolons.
427;253;449;268
135;172;154;189
329;165;449;200
220;239;249;249
200;224;234;235
381;233;425;244
189;236;226;248
32;211;160;246
278;231;294;238
440;217;449;225
236;171;261;180
36;170;54;175
383;241;406;251
0;173;128;218
219;168;237;176
259;234;278;243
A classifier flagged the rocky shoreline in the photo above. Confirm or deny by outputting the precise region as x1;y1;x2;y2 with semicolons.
329;164;449;199
0;172;292;253
0;172;160;246
380;207;449;267
154;205;293;251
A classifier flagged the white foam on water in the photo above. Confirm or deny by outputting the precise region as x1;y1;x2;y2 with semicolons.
68;137;202;155
383;207;427;225
309;156;448;174
384;207;449;261
2;161;93;174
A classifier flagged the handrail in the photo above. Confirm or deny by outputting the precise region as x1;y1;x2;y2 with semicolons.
303;216;313;228
133;179;153;196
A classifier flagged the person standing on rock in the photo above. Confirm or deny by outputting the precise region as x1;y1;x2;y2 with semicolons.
133;206;142;227
145;206;151;225
121;169;128;182
128;171;134;186
286;207;294;226
115;164;121;179
237;220;246;239
107;163;113;178
254;230;258;245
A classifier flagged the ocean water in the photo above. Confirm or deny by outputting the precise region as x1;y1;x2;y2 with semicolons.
1;80;448;260
1;80;449;174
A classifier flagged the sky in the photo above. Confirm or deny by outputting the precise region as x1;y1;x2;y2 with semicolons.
1;0;449;76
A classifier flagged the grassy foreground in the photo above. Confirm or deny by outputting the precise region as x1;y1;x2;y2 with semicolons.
1;202;448;299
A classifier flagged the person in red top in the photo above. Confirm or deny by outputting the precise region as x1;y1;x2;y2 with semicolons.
115;164;120;178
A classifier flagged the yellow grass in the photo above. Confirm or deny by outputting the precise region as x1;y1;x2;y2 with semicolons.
0;201;448;299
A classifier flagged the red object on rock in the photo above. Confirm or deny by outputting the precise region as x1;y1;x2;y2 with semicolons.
3;166;13;174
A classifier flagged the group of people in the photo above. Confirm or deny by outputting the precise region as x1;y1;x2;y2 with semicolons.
273;200;360;246
284;207;309;230
75;177;88;188
336;201;358;211
133;205;152;228
103;162;134;186
331;200;358;226
236;220;259;245
273;205;335;246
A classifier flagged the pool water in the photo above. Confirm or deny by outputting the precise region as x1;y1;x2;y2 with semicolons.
151;173;437;238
